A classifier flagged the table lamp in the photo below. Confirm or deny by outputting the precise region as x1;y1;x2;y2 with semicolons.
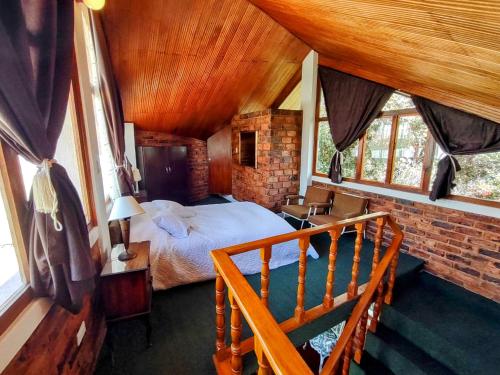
108;195;145;261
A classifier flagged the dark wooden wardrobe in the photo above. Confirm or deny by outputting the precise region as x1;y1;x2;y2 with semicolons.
137;146;188;204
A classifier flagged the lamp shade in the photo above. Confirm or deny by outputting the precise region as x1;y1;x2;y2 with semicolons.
108;196;145;221
132;166;142;182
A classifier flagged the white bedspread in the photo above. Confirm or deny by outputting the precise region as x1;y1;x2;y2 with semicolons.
130;201;319;290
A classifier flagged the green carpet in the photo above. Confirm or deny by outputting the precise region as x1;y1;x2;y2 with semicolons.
95;208;423;375
352;272;500;375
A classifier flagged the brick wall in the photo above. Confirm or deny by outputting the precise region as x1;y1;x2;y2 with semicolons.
135;130;209;203
232;109;302;211
313;181;500;302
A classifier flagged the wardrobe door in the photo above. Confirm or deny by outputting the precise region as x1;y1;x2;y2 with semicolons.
165;146;188;204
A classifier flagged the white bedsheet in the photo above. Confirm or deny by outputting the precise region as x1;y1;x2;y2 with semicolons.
130;201;319;290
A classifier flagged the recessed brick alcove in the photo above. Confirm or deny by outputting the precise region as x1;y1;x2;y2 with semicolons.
232;109;302;211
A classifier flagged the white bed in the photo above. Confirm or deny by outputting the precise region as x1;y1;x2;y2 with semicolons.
130;201;319;290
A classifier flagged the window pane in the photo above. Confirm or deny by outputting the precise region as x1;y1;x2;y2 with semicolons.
382;92;415;111
361;117;392;182
315;122;358;178
316;121;334;174
343;141;359;179
431;147;500;200
392;115;427;187
83;13;120;201
0;183;24;307
319;89;327;118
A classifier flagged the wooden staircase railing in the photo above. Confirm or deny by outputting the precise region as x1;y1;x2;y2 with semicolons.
210;212;403;375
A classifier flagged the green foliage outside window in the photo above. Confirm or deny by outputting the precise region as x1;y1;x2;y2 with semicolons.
316;122;357;178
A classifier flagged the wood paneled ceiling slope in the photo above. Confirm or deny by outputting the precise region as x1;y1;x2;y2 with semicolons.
102;0;310;139
249;0;500;125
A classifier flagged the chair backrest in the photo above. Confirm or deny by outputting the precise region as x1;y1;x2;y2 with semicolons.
303;186;332;206
331;193;368;217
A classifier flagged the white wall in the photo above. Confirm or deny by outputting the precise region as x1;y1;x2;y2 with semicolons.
299;51;318;195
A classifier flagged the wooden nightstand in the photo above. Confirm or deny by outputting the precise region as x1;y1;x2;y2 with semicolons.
101;241;152;347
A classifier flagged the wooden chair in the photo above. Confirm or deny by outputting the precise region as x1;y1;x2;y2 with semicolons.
282;186;332;229
308;193;368;235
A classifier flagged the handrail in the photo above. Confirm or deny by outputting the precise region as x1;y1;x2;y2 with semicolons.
218;212;389;256
211;211;403;375
211;250;313;375
320;216;403;374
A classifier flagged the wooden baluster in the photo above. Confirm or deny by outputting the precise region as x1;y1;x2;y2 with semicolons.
384;248;400;304
368;217;386;333
294;236;310;322
215;269;226;358
354;217;386;360
341;336;354;375
323;228;341;309
229;291;243;374
255;337;272;375
347;223;364;299
260;245;272;308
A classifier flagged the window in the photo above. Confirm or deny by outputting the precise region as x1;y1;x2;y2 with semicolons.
314;87;500;206
82;14;120;202
18;87;93;224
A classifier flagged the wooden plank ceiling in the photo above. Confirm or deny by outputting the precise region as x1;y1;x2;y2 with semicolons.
248;0;500;124
101;0;310;139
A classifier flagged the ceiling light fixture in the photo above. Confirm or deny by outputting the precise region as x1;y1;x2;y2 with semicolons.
82;0;106;11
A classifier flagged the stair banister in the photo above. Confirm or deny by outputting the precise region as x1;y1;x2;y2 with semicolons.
320;216;403;374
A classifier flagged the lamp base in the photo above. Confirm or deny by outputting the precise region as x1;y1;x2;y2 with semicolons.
118;249;137;261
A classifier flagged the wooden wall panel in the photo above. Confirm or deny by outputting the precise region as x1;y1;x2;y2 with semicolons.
248;0;500;124
102;0;310;139
3;242;105;375
208;125;232;194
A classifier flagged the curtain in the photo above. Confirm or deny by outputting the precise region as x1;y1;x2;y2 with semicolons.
90;12;134;196
318;66;394;182
0;0;94;313
412;96;500;200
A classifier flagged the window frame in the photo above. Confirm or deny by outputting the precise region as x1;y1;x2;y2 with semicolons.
313;83;500;209
0;60;97;336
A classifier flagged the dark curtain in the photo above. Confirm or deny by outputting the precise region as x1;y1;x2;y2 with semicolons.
318;66;394;182
0;0;94;313
90;12;134;196
412;96;500;200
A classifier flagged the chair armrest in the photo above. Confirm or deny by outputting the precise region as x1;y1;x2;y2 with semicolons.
307;202;331;209
285;194;305;205
285;194;304;200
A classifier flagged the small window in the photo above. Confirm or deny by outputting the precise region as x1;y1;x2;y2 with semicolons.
362;117;392;182
239;131;257;167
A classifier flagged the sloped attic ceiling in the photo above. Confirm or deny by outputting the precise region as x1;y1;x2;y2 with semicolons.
101;0;310;139
248;0;500;124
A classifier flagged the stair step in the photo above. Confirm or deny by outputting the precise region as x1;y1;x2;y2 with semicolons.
364;325;455;375
350;352;394;375
380;273;500;375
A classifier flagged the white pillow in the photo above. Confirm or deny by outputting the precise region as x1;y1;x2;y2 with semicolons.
152;200;196;218
152;211;190;238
